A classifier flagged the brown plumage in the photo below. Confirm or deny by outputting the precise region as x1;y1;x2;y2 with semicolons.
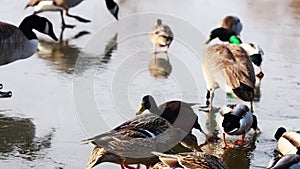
202;44;255;111
83;113;201;169
149;19;174;53
151;152;228;169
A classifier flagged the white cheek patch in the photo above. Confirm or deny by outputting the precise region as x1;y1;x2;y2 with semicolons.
44;22;49;34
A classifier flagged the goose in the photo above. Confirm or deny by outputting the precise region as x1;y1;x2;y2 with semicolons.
0;15;58;66
0;15;57;97
201;43;256;112
219;15;243;35
267;154;300;169
136;95;211;142
221;104;258;149
151;151;228;169
149;19;174;54
82;113;201;169
274;127;300;156
25;0;119;28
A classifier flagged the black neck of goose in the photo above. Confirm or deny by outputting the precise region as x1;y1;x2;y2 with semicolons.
105;0;116;9
19;21;37;40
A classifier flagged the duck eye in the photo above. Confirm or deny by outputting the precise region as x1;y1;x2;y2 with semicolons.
155;31;160;35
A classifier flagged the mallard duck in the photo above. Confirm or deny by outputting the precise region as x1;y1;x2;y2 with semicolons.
274;127;300;156
267;154;300;169
149;19;174;54
219;16;243;36
82;113;202;169
221;104;258;149
148;54;172;79
201;43;256;112
151;151;228;169
204;27;242;44
136;95;210;141
239;43;265;82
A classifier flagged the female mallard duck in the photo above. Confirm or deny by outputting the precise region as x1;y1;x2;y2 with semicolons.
274;127;300;156
201;43;256;112
221;104;258;149
82;113;202;169
151;151;228;169
149;19;174;54
267;154;300;169
136;95;210;141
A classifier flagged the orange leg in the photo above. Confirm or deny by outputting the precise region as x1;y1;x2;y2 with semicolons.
234;133;246;145
223;133;234;149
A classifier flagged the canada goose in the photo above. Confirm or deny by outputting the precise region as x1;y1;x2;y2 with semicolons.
136;95;214;143
149;19;174;54
0;15;57;96
0;15;57;65
151;151;228;169
267;154;300;169
105;0;119;20
82;113;201;169
201;44;256;112
219;15;243;35
274;127;300;156
221;104;258;149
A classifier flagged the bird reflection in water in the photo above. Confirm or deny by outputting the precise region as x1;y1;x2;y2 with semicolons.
0;113;54;161
148;53;172;79
37;27;90;74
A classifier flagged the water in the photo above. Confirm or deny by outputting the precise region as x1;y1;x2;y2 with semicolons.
0;0;300;168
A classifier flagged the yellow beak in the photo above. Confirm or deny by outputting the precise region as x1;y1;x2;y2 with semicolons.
136;105;146;115
203;37;211;44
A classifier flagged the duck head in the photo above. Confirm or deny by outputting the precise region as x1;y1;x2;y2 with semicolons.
274;127;287;141
204;27;242;44
136;95;158;115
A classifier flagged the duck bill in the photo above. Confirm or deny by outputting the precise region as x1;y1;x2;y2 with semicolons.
204;37;212;44
136;105;146;115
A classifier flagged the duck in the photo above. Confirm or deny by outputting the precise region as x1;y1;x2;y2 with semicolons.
151;151;228;169
136;95;211;141
267;154;300;169
204;27;242;44
221;104;258;149
149;19;174;54
239;43;265;82
204;15;242;44
0;15;57;97
82;113;202;169
274;127;300;156
201;43;256;112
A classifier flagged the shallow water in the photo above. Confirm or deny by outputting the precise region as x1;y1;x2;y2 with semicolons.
0;0;300;168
